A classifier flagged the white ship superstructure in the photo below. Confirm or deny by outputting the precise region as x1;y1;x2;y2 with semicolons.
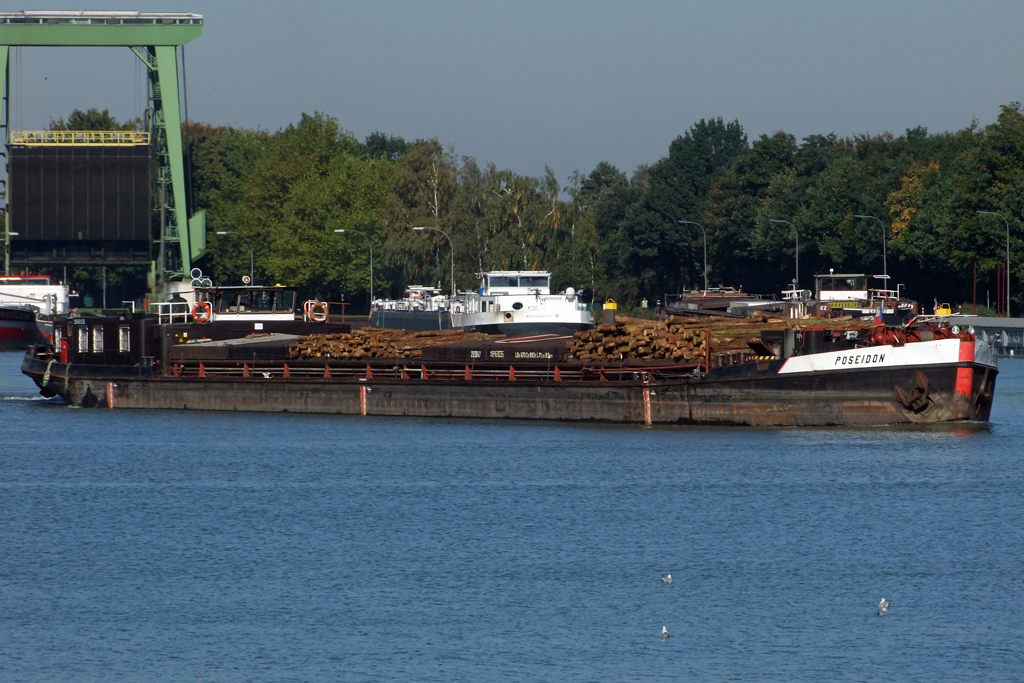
0;275;70;317
369;271;594;336
0;275;71;348
461;271;593;336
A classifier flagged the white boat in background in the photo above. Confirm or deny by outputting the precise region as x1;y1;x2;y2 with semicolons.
0;274;71;350
461;271;593;336
370;284;460;331
370;271;594;336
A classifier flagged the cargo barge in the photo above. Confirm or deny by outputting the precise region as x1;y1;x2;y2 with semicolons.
21;309;998;426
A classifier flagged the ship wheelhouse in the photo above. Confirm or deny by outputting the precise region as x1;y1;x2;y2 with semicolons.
481;271;552;296
815;274;870;302
201;286;298;320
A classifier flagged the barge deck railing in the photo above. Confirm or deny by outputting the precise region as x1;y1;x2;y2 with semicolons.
168;360;705;384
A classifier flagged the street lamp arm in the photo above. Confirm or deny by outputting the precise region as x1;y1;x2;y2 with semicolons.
768;219;799;288
853;214;888;280
413;226;455;297
335;228;374;304
677;220;708;293
977;211;1012;317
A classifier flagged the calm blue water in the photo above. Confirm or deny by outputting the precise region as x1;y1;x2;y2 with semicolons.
1;351;1023;682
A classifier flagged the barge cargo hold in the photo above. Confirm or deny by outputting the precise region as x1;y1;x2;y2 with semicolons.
21;315;998;426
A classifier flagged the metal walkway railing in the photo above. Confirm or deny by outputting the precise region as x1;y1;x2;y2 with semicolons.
11;130;150;146
168;359;703;384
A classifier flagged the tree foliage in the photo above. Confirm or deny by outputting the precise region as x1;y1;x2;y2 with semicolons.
53;103;1024;311
49;107;138;131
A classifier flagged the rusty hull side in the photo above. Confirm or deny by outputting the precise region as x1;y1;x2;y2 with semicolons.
101;378;648;423
56;364;994;426
662;363;995;426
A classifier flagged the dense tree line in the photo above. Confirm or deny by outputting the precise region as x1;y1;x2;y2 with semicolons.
52;105;1024;311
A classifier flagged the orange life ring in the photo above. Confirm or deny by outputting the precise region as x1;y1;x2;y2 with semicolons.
310;301;328;323
192;301;213;323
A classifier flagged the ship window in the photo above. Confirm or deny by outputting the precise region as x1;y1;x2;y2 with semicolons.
77;327;88;353
118;326;130;352
274;290;296;313
91;326;104;352
519;275;548;288
252;291;275;312
217;293;236;313
489;276;518;288
53;327;62;350
512;302;524;310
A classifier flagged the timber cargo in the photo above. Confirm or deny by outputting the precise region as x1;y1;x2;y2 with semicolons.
21;310;998;427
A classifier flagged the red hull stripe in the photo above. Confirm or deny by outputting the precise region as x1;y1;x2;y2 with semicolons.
0;326;37;340
955;341;975;397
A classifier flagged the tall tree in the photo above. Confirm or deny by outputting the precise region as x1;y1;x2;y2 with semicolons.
622;118;748;298
202;112;394;304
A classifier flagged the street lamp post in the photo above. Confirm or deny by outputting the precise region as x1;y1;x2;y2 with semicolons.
413;226;455;297
768;219;799;289
976;210;1012;317
215;231;254;284
677;220;708;293
853;214;888;282
335;229;374;304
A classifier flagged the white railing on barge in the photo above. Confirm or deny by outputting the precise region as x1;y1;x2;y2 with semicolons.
149;301;191;324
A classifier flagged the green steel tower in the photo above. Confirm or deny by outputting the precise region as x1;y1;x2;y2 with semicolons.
0;10;205;282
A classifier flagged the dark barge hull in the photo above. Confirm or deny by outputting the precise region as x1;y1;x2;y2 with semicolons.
471;322;592;337
370;309;455;331
370;310;590;337
22;350;997;426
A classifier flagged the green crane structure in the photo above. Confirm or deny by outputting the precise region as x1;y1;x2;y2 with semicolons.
0;10;205;281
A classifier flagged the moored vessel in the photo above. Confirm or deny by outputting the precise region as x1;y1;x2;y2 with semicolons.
812;272;918;320
0;274;70;350
661;286;758;318
370;270;594;336
369;284;459;331
22;311;997;426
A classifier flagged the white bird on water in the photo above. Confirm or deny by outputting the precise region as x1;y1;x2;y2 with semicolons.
661;574;672;584
878;598;891;617
661;626;670;639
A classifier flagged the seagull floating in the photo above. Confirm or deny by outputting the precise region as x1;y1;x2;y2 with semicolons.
661;626;670;639
877;598;891;617
661;574;672;584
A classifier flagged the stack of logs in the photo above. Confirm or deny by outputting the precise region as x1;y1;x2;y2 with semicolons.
565;318;709;362
289;314;875;364
288;328;494;360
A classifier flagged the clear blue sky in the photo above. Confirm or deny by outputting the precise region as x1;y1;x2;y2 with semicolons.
7;1;1024;184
